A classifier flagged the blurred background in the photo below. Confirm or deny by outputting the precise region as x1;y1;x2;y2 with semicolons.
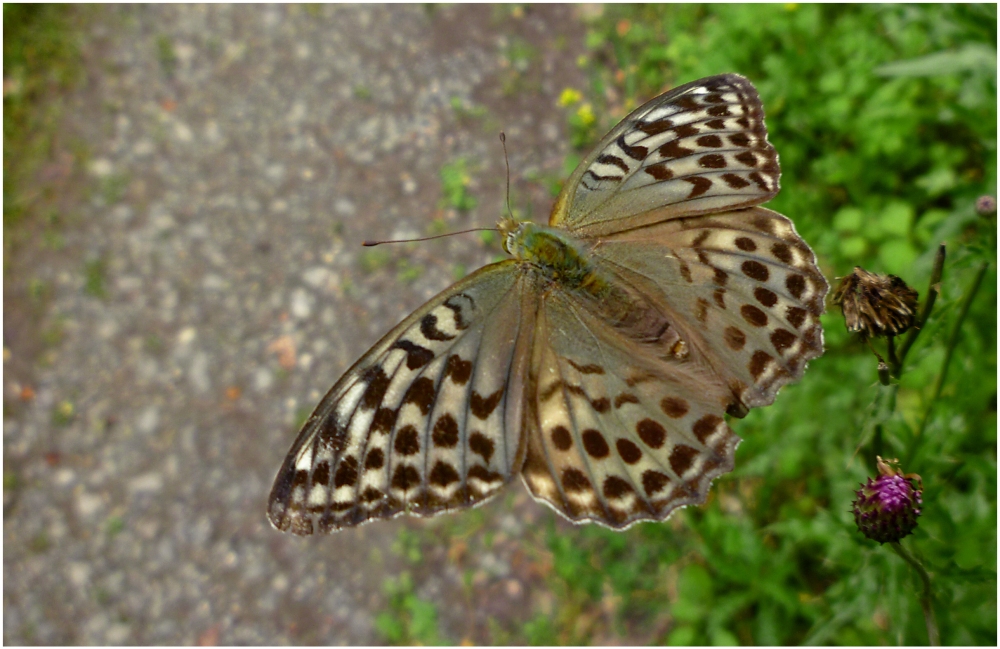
3;4;995;645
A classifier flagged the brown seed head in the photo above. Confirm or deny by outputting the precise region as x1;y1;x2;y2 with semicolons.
832;267;919;339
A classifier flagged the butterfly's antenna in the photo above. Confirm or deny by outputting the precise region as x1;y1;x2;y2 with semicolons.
362;228;495;247
500;132;514;220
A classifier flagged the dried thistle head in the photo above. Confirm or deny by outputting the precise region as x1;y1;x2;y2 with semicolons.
832;267;919;339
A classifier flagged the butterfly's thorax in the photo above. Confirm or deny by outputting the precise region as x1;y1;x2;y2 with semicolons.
501;219;684;353
502;220;608;296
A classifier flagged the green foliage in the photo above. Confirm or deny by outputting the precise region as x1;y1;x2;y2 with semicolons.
3;4;84;252
538;4;996;645
84;257;108;298
439;158;478;211
375;572;445;645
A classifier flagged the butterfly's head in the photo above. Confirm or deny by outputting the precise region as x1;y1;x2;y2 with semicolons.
497;216;524;256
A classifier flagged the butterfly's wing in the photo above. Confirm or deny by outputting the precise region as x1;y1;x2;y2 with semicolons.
268;262;537;535
519;207;826;528
550;73;779;237
520;280;742;529
597;207;828;412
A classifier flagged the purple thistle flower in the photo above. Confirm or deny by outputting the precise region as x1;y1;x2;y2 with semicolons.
853;457;923;544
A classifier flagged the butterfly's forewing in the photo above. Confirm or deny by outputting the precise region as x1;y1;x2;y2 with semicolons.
268;262;536;534
520;291;742;528
550;74;779;237
596;207;828;412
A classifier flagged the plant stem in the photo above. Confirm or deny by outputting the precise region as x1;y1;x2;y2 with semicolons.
889;541;939;646
893;243;946;378
907;261;988;466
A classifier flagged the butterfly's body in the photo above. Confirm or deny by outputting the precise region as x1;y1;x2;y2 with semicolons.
269;74;828;534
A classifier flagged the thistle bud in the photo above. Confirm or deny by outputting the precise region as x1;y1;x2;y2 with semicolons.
975;195;996;217
832;267;919;339
853;457;922;544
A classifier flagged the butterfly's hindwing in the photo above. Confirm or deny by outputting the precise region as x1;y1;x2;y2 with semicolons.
268;263;535;534
552;74;779;236
521;292;741;529
595;207;827;412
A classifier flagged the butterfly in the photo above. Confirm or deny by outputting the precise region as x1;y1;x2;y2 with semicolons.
268;73;828;534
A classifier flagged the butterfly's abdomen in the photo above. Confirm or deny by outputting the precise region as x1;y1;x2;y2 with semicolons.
506;222;608;296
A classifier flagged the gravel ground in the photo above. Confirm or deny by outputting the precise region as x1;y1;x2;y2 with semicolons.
3;5;591;644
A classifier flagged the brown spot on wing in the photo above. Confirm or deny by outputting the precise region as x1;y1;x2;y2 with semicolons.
683;176;713;198
361;487;384;502
699;154;727;169
403;377;436;414
771;328;797;353
566;359;605;375
561;468;592;493
724;326;746;350
749;350;773;379
786;274;806;299
695;298;709;324
469;432;494;464
371;407;397;435
603;476;634;500
394;340;434;370
394;426;420;456
729;132;750;147
312;461;331;487
741;304;768;327
432;414;459;448
679;260;693;283
637;419;667;449
786;306;808;329
551;426;572;451
742;260;769;282
616;439;643;464
444;354;472;385
360;367;391;411
754;287;778;307
365;448;384;470
771;242;793;264
429;461;460;487
645;163;674;181
391;464;421;491
582;429;610;459
642;470;670;496
470;389;504;420
615;393;640;408
661;397;689;418
721;173;750;189
669;445;699;476
334;456;359;487
420;313;456;341
692;414;723;444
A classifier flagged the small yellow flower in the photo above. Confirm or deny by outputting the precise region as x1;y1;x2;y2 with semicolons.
576;102;596;126
784;3;798;10
57;401;74;419
558;88;583;107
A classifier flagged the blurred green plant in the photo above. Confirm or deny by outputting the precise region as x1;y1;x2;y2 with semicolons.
3;4;85;256
532;4;997;645
440;158;477;212
375;571;445;645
